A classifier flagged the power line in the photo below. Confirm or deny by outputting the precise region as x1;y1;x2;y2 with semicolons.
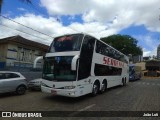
1;1;80;42
0;23;47;40
0;14;54;38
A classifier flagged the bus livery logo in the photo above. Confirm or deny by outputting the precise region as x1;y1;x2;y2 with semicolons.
103;56;124;67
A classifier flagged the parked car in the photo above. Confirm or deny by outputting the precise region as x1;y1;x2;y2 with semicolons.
28;78;42;90
0;71;27;95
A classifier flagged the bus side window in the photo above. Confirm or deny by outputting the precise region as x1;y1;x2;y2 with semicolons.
96;41;110;56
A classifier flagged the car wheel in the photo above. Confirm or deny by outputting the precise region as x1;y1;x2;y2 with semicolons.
16;85;26;95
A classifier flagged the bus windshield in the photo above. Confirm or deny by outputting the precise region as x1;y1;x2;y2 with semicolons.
129;66;135;75
129;66;132;75
42;56;76;81
49;34;84;52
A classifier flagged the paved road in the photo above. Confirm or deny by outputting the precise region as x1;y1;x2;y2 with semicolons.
0;78;160;120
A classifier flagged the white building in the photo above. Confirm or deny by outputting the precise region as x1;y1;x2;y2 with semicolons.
157;44;160;60
0;35;49;69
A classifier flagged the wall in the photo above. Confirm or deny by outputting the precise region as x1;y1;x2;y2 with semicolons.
6;43;44;69
6;44;18;66
0;43;7;62
135;62;146;70
0;44;7;69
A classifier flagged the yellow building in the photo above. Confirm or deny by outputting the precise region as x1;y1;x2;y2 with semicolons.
135;62;146;70
0;35;49;69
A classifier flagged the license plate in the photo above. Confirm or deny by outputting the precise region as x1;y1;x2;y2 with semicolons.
51;90;57;95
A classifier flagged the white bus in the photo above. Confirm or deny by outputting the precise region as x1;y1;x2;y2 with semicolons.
41;33;129;97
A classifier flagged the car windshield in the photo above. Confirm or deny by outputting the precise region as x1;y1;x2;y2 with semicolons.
49;34;84;52
42;56;76;81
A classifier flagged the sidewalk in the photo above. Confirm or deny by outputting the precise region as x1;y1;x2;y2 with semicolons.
141;76;160;79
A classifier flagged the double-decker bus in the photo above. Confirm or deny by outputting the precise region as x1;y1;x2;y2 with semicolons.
40;33;129;97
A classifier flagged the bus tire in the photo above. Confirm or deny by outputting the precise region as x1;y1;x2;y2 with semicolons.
92;81;100;96
122;78;126;86
100;80;107;93
124;78;127;86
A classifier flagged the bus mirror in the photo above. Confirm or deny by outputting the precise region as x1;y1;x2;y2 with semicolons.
33;56;43;68
71;55;79;71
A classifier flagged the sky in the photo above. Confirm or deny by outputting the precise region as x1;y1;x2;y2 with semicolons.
0;0;160;57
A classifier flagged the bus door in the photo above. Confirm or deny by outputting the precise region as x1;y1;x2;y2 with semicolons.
77;35;96;94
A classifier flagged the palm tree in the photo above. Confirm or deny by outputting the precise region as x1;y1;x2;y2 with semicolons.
0;0;31;13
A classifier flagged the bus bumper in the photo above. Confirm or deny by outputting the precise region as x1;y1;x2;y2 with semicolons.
41;86;80;97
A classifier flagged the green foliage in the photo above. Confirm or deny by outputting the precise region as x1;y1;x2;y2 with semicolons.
101;34;143;56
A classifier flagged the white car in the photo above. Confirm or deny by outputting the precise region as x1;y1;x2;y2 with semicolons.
0;71;27;95
28;78;42;90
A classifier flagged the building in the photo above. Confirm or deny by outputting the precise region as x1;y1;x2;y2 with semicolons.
144;60;160;77
135;62;146;71
0;35;49;69
132;55;143;63
157;44;160;60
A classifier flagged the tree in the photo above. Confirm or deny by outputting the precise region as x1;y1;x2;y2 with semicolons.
101;34;143;56
0;0;32;13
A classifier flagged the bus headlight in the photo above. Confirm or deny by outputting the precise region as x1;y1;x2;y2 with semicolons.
64;86;76;89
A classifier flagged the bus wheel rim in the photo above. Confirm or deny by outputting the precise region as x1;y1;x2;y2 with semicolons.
101;83;105;92
93;84;98;94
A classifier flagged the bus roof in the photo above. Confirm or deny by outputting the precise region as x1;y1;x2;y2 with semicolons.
52;32;128;58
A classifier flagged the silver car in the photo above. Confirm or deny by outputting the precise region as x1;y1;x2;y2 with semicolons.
0;71;27;95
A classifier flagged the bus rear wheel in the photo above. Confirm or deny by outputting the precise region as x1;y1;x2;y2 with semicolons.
101;81;107;93
92;82;99;96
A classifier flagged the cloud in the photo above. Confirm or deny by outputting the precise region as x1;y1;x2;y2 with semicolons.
17;8;27;12
134;34;160;56
1;0;160;58
41;0;160;33
0;14;63;45
0;14;117;45
143;48;157;57
0;14;109;45
40;0;90;15
39;0;160;57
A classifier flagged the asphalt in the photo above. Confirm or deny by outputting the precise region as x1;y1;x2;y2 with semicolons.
0;77;160;120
